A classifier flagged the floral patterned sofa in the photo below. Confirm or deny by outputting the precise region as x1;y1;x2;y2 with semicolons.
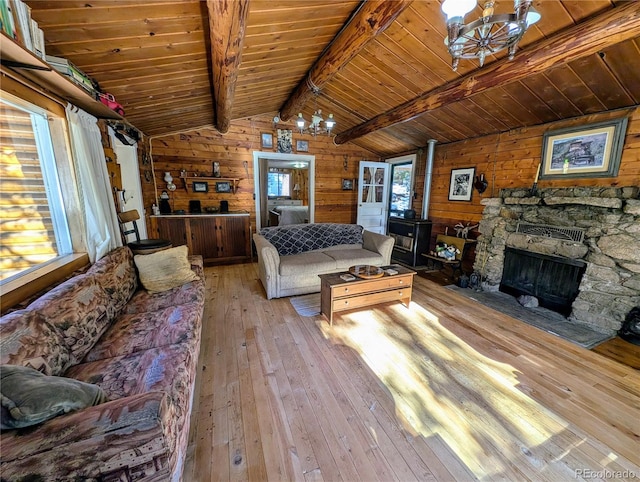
0;246;205;482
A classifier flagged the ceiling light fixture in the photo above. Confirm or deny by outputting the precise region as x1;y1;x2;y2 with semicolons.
442;0;541;71
295;83;336;137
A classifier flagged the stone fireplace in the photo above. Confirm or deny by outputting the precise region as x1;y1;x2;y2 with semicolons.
473;186;640;335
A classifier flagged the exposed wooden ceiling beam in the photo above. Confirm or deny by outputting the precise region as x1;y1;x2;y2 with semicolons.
278;0;413;122
208;0;249;134
335;1;640;145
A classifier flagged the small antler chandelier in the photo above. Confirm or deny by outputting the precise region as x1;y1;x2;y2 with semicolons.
442;0;541;71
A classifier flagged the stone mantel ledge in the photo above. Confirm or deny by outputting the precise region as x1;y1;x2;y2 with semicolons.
499;186;639;199
543;197;623;208
504;197;542;205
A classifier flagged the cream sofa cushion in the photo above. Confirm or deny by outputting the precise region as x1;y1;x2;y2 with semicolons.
279;251;336;276
134;245;199;293
323;248;385;270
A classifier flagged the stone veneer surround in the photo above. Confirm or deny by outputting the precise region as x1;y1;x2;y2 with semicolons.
473;186;640;335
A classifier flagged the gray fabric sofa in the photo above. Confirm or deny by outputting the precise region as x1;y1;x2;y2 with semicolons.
253;223;394;299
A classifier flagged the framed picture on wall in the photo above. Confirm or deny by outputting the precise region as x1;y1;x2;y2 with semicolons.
342;178;354;190
296;140;309;152
193;181;208;193
448;167;475;201
215;181;232;193
539;117;628;179
277;129;293;153
261;132;273;149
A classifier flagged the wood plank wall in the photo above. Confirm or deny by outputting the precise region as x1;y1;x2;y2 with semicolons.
147;117;380;233
146;108;638;249
413;106;640;239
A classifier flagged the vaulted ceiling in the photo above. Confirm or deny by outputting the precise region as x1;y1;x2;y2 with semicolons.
29;0;640;157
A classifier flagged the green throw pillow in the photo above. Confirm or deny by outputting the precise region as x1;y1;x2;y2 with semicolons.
0;365;108;430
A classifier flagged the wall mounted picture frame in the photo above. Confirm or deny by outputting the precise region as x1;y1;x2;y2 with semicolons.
296;140;309;152
342;178;354;190
540;117;628;179
215;181;232;193
277;129;293;153
448;167;475;201
261;132;273;150
193;181;208;193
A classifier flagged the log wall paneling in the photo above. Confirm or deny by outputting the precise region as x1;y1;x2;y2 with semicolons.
415;107;640;245
148;116;379;235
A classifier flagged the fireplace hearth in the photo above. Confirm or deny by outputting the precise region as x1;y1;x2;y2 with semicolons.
474;186;640;335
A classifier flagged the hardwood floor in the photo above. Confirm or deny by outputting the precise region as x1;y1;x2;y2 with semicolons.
184;263;640;481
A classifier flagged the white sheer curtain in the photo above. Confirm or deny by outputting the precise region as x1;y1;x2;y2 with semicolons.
66;105;121;262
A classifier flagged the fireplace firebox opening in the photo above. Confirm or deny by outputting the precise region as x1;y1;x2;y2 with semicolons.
500;247;587;317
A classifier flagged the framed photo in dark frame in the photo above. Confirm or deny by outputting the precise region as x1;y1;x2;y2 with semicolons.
540;117;628;179
341;178;354;190
215;181;232;193
448;167;475;201
193;181;208;193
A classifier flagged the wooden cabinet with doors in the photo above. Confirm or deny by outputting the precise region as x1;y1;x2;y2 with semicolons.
154;213;250;264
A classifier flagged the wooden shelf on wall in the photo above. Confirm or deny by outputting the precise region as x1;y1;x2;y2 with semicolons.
181;176;240;194
0;32;123;120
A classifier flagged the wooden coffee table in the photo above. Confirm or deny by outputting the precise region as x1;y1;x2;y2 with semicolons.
319;265;416;325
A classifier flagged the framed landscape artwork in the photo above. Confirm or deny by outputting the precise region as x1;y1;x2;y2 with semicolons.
193;181;208;193
215;181;232;193
261;132;273;149
540;117;628;179
448;167;475;201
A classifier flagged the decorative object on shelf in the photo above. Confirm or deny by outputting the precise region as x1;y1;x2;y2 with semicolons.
98;92;125;116
180;169;187;178
343;155;348;171
474;173;488;194
164;172;176;191
296;140;309;152
539;117;628;180
277;129;292;153
261;132;273;149
159;190;171;214
448;167;475;201
441;0;541;70
212;161;221;177
530;163;540;195
193;181;208;193
342;178;354;191
215;181;232;193
454;222;478;239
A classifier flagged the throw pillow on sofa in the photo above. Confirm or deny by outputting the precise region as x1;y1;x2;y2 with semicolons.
134;245;199;293
0;365;107;430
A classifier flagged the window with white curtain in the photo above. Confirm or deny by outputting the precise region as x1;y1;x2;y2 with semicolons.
0;93;73;282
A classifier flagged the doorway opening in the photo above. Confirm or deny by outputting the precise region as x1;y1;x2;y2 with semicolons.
386;154;416;218
252;151;315;230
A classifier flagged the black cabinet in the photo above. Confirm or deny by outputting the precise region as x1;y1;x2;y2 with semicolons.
388;217;432;267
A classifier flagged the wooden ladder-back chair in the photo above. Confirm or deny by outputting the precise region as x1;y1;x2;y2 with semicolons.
117;209;172;255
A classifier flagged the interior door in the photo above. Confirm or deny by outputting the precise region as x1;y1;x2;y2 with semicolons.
357;161;390;234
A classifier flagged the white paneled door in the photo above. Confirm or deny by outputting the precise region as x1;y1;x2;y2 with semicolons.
357;161;390;234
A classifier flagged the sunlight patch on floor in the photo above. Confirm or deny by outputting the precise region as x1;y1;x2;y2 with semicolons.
323;301;574;479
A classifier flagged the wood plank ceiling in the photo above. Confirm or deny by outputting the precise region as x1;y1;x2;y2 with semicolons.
29;0;640;157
